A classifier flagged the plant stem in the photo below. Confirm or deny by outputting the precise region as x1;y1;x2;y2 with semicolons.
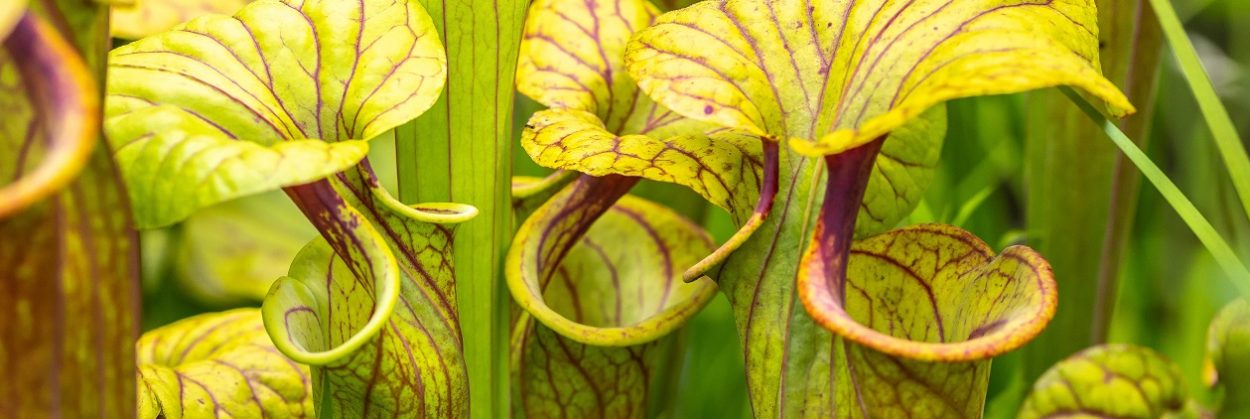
1062;86;1250;299
394;1;528;417
1147;0;1250;223
1089;0;1163;344
1018;0;1163;394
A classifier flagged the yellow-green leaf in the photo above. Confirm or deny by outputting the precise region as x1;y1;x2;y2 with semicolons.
517;0;696;136
617;2;1133;417
517;0;763;218
107;0;446;144
517;0;946;275
856;106;943;236
522;108;765;222
507;174;717;347
137;309;314;419
801;223;1057;362
507;174;716;417
110;0;249;39
1206;299;1250;416
1017;344;1187;419
512;171;577;221
174;190;317;305
625;0;1134;157
109;107;369;228
741;223;1053;417
511;316;678;419
104;0;447;225
262;166;477;417
517;0;783;281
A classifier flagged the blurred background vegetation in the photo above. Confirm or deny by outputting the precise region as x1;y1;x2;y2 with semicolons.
135;0;1249;416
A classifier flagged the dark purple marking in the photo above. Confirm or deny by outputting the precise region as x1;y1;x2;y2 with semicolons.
703;105;714;115
814;137;885;306
533;174;638;286
967;319;1005;339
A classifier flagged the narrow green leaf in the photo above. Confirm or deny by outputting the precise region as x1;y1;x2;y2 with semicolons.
950;185;995;227
1062;86;1250;299
1016;3;1164;407
1018;344;1187;418
137;309;314;418
1147;0;1250;222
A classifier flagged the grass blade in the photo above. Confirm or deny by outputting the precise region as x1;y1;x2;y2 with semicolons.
1148;0;1250;222
1061;86;1250;299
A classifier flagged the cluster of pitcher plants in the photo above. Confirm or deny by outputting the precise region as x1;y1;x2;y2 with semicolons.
1;0;1248;417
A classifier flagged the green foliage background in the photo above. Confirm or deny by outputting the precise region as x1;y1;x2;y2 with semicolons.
134;0;1250;416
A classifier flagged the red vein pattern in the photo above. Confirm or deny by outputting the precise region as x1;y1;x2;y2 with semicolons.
106;0;447;146
103;0;475;416
268;163;471;417
1017;344;1186;418
508;174;716;418
618;0;1122;416
137;309;314;418
626;0;1131;156
512;318;663;419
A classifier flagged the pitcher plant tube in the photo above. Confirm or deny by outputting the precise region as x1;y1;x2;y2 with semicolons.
136;309;315;417
1;2;140;415
102;0;483;416
510;0;1137;416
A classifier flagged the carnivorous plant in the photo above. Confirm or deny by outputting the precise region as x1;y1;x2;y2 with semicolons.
6;0;1249;417
509;0;1136;416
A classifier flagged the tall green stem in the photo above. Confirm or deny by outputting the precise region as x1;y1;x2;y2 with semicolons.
394;1;528;417
1062;86;1250;298
1088;0;1164;344
1019;0;1163;390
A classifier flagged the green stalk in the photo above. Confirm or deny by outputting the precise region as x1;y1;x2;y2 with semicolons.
394;2;528;417
1018;0;1163;397
1061;86;1250;299
1089;1;1164;344
1148;0;1250;222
